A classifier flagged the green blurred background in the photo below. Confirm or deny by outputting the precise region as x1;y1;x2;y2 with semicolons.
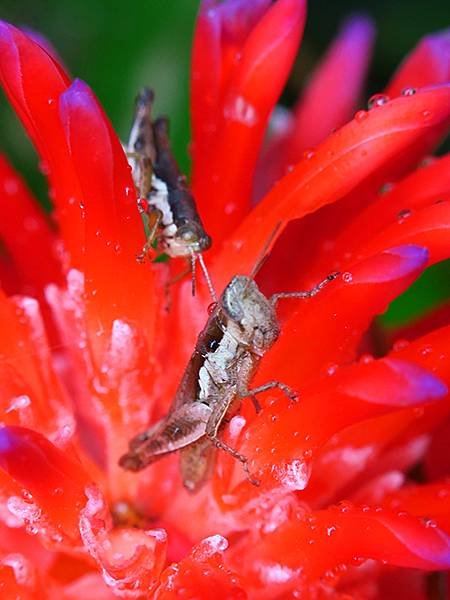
0;0;449;326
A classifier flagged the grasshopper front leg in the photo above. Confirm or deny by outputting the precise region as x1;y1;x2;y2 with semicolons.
236;352;298;413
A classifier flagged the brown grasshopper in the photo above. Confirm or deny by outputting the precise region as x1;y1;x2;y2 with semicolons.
119;272;339;492
126;88;214;297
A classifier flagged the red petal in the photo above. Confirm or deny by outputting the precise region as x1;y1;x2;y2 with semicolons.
255;15;375;199
386;29;450;97
239;356;446;492
211;85;450;289
382;481;450;533
0;22;84;266
228;505;450;589
288;15;375;161
301;154;450;283
425;416;450;480
192;0;306;242
155;535;246;600
58;79;157;348
257;246;428;388
350;200;450;268
0;155;62;292
191;1;272;172
0;290;76;449
79;485;167;596
0;426;91;539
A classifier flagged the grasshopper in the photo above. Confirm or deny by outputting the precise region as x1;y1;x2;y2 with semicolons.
126;88;214;297
119;272;339;492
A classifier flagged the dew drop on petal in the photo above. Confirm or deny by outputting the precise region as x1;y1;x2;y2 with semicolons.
379;182;394;195
401;87;416;96
393;339;410;352
302;148;315;160
354;110;368;122
359;353;374;364
420;344;433;356
342;272;353;283
368;94;390;109
326;363;339;376
327;525;337;536
224;95;258;127
397;208;412;222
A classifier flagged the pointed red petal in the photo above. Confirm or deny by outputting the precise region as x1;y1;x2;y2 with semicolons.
288;15;375;159
59;79;157;347
0;154;62;292
257;246;428;388
155;535;246;600
0;426;91;539
211;85;450;289
386;29;450;97
0;22;84;266
240;356;446;492
255;15;375;199
193;0;306;241
301;154;450;283
228;505;450;590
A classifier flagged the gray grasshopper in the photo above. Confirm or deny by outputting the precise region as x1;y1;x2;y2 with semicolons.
126;88;214;297
119;272;339;492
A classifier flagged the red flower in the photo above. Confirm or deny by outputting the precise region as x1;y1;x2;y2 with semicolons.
0;2;449;597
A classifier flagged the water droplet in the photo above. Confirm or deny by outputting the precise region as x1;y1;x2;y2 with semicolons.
20;489;33;501
224;95;258;127
338;500;353;513
401;87;416;96
113;243;122;254
327;525;336;536
3;178;19;195
368;94;390;109
342;272;353;283
393;338;409;351
420;344;433;356
326;364;339;376
423;518;437;528
224;202;236;215
397;208;412;222
354;110;368;122
379;182;394;195
359;353;374;364
302;148;315;160
422;109;432;119
38;161;50;176
207;302;217;315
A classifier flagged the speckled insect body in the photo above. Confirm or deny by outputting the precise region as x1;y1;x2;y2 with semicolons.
126;88;211;268
119;272;339;492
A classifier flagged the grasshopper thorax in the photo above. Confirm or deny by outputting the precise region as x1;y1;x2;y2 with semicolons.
222;275;280;355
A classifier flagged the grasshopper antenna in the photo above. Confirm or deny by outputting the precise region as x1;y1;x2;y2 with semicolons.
249;221;283;280
198;252;217;303
190;251;197;297
189;250;217;303
241;221;284;296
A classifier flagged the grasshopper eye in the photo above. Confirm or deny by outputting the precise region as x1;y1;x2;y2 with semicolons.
178;225;199;243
